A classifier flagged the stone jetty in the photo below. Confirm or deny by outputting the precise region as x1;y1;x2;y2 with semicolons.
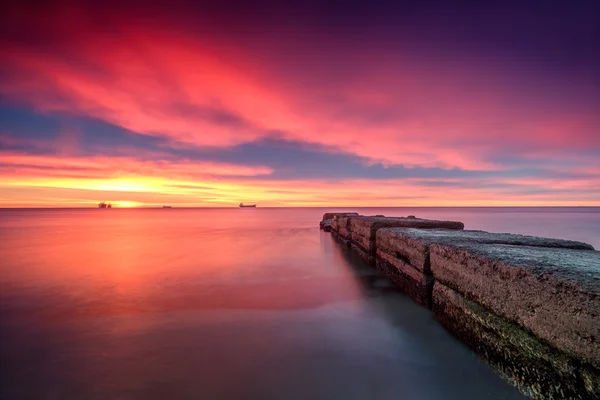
320;213;600;400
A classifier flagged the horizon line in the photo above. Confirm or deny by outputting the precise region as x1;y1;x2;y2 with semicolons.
1;205;599;210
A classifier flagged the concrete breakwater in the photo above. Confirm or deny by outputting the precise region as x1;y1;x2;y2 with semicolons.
320;213;600;400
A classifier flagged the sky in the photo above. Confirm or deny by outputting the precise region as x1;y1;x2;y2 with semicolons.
0;0;599;207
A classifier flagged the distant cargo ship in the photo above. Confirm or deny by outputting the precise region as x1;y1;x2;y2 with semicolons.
239;203;256;208
98;202;112;208
162;206;172;209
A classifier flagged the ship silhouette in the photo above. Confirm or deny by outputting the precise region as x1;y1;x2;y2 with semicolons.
98;202;112;208
239;203;256;208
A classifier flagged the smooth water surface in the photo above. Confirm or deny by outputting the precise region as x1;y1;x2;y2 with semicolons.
1;207;598;399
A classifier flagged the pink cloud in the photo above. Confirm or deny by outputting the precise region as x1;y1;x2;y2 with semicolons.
0;2;598;206
0;153;273;181
2;3;598;171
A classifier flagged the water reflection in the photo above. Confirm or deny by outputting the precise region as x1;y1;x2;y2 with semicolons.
0;208;566;398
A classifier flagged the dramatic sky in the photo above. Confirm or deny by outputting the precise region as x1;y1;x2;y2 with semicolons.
1;0;599;207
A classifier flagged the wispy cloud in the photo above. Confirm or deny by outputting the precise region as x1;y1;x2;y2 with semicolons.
0;0;599;206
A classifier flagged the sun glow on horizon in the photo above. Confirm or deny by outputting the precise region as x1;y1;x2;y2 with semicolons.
109;201;142;208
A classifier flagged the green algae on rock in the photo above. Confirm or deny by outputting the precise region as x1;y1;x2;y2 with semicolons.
430;241;600;370
432;283;591;399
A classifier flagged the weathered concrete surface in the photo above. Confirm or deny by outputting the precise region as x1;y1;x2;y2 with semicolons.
350;216;464;258
333;214;388;239
430;241;600;369
332;229;352;248
319;219;333;232
433;283;599;400
334;216;354;239
345;218;462;305
376;228;431;274
324;213;359;233
331;219;339;232
377;228;595;274
376;254;434;307
329;214;359;234
322;212;359;221
350;242;371;262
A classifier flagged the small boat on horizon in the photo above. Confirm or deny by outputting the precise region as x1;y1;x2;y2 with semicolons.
162;205;172;209
239;203;257;208
98;202;112;208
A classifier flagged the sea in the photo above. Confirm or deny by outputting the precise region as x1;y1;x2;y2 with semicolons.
1;207;598;399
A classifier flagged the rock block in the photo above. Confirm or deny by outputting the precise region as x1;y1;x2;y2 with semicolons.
430;241;600;369
432;283;598;399
350;242;371;262
326;213;358;232
350;216;464;257
332;216;354;238
331;218;339;232
376;254;434;307
377;228;595;274
332;230;351;248
319;219;332;232
321;212;359;222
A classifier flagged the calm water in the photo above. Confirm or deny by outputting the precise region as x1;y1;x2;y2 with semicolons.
1;207;598;399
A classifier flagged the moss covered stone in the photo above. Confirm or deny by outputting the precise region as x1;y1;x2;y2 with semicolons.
433;283;596;399
431;242;600;369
